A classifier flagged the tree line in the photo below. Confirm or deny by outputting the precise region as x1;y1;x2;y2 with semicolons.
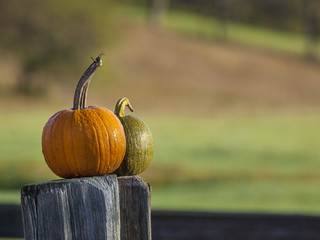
0;0;116;94
147;0;320;59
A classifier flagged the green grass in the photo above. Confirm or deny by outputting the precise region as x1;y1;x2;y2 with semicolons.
1;110;320;214
147;114;320;175
0;190;21;204
0;239;23;240
0;111;48;163
143;114;320;214
151;180;320;215
122;4;319;56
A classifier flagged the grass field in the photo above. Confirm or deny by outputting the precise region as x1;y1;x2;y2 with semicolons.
1;110;320;214
1;4;320;215
122;4;316;56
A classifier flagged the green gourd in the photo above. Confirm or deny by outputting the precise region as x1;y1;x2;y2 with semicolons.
114;97;154;176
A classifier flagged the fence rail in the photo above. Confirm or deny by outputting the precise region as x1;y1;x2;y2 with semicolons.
2;204;320;240
0;204;23;238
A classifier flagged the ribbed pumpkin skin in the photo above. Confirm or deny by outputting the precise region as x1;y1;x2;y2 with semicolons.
115;115;153;176
42;105;126;178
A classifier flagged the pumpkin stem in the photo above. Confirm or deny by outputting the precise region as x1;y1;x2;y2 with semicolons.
73;54;103;110
114;97;134;117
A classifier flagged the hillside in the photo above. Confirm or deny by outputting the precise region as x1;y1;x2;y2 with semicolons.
100;23;320;116
1;21;320;116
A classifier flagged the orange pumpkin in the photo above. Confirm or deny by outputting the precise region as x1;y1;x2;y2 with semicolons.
42;55;126;178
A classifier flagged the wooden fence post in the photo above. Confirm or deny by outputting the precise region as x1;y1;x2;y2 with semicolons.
118;176;152;240
21;175;120;240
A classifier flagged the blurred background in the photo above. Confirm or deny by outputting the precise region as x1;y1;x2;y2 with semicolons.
1;0;320;216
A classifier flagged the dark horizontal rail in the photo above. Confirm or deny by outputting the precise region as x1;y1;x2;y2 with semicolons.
0;204;23;238
151;210;320;240
2;204;320;239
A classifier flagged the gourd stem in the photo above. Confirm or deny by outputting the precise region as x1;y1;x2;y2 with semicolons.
114;97;134;117
73;54;103;110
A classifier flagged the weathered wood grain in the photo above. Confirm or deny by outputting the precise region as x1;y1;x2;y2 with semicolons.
21;175;120;240
118;176;152;240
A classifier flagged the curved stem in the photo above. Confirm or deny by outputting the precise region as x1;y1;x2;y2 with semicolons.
80;80;91;109
73;54;103;110
114;97;134;117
